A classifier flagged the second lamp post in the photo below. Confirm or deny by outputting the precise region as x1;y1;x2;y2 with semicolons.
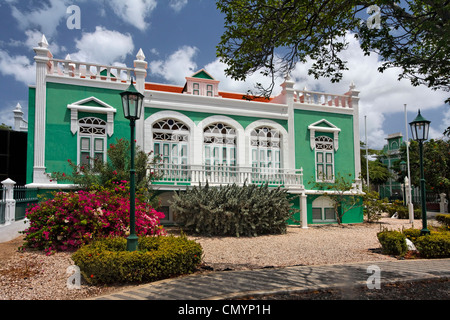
409;109;431;236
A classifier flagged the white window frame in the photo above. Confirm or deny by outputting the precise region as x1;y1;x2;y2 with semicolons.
152;118;190;167
203;122;237;167
312;196;336;222
315;136;334;182
250;126;282;171
144;111;196;167
77;117;107;167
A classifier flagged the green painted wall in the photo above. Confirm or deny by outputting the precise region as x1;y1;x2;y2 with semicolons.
26;87;36;184
305;194;363;224
293;109;356;189
42;82;130;182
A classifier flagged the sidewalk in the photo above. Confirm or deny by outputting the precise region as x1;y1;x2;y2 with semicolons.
91;258;450;300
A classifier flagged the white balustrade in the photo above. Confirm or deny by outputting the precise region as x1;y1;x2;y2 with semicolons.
48;58;134;83
296;89;352;108
151;164;304;189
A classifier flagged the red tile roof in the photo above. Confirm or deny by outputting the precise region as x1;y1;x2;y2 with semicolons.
145;82;273;102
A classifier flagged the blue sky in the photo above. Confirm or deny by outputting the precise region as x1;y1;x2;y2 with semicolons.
0;0;448;149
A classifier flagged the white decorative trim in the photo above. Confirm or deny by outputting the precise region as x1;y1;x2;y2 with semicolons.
198;115;245;166
308;119;341;151
144;110;196;164
146;90;288;120
67;96;116;137
244;119;290;169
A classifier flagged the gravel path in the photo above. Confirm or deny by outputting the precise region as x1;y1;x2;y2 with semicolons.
0;217;437;300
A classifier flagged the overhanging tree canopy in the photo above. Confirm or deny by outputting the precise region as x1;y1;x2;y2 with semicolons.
216;0;449;101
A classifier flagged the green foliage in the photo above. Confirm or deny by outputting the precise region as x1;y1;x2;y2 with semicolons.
377;230;408;256
50;138;162;201
216;1;449;100
378;227;450;258
21;183;166;254
362;189;384;222
392;139;450;196
0;123;12;130
384;200;422;219
414;233;450;258
71;235;203;284
360;141;391;186
402;228;422;242
170;182;296;237
436;214;450;229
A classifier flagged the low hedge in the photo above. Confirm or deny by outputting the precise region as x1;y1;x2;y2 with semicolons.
414;233;450;258
377;230;407;256
436;214;450;229
378;228;450;258
71;235;202;284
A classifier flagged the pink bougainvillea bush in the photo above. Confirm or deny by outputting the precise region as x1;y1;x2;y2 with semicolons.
22;181;166;255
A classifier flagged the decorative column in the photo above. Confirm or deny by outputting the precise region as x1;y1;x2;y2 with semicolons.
440;193;448;213
13;103;28;132
1;178;16;225
405;177;414;223
134;48;148;150
280;74;296;171
349;82;362;191
32;35;53;184
300;192;308;228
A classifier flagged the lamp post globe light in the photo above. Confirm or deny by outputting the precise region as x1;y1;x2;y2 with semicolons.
120;79;144;251
409;109;431;235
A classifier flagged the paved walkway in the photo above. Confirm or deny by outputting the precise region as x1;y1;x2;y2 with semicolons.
91;258;450;300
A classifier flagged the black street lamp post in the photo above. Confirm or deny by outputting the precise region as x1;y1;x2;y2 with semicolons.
409;110;431;235
120;79;144;251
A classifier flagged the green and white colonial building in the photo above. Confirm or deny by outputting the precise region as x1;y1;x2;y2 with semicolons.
26;35;364;227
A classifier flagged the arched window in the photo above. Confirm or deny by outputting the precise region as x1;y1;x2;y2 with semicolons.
78;117;107;167
315;136;334;182
152;119;189;166
203;122;236;167
250;126;281;170
312;196;336;222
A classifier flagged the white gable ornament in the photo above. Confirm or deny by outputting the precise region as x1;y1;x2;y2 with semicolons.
67;96;116;136
308;119;341;151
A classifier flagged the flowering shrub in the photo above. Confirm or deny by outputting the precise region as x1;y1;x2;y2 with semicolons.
50;138;163;207
22;181;166;255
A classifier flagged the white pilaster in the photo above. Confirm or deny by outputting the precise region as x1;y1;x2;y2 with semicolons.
300;192;308;228
32;35;53;184
13;103;28;132
134;48;148;150
349;81;362;190
1;178;16;225
280;74;296;170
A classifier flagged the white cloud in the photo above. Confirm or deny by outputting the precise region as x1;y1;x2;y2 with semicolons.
149;46;198;84
70;27;134;65
0;50;35;85
24;30;60;54
204;59;284;95
169;0;188;12
107;0;157;31
10;0;69;37
289;33;448;149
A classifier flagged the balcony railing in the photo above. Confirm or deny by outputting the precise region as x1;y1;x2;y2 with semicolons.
150;164;304;189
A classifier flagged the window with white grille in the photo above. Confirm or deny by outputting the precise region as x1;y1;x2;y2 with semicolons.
250;126;281;170
203;123;236;167
78;117;106;167
152;119;189;167
315;136;334;182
